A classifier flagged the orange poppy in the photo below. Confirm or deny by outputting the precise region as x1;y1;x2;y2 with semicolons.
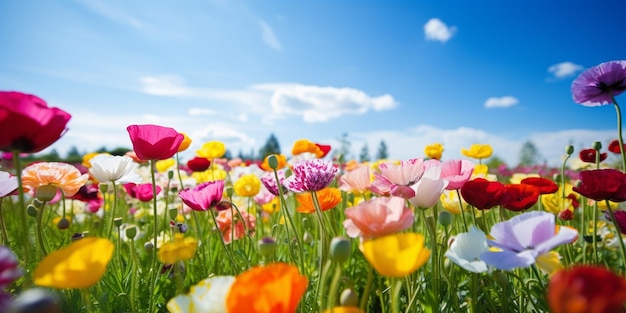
295;187;342;213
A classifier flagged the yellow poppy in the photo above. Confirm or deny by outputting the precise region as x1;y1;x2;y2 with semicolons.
262;197;281;214
233;174;261;197
424;143;444;160
156;158;176;173
158;234;198;264
191;168;228;183
34;237;114;289
82;152;107;168
196;141;226;159
440;190;467;215
461;144;493;159
292;139;324;158
177;132;192;152
361;233;430;278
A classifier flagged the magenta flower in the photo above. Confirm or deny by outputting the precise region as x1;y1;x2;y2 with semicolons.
0;172;17;197
283;159;337;192
343;196;414;240
124;183;162;202
178;180;225;211
571;60;626;106
480;211;578;270
605;210;626;235
0;91;71;153
440;159;474;190
260;169;287;196
370;158;425;199
126;124;184;161
0;246;22;289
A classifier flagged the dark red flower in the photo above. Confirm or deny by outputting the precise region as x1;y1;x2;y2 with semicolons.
579;148;608;163
187;157;211;172
460;178;509;210
0;91;71;153
567;193;580;209
126;124;184;161
68;184;101;202
548;265;626;313
558;209;574;221
605;210;626;234
609;139;626;154
315;143;332;158
520;177;558;194
573;169;626;202
502;184;540;212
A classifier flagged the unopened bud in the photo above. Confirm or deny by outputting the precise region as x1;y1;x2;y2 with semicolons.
592;141;602;151
565;145;574;155
329;237;351;263
258;237;277;257
99;183;109;193
339;288;359;307
144;241;154;252
267;155;279;170
113;217;123;227
438;211;453;227
27;205;38;217
226;187;233;198
56;218;70;230
303;231;313;244
125;226;138;240
35;185;57;202
168;208;178;220
168;170;175;179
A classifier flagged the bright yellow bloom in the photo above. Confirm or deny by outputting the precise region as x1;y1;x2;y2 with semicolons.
424;143;444;160
597;199;620;211
233;174;261;197
196;141;226;159
34;237;114;289
542;185;577;215
22;162;90;198
82;152;107;168
178;132;192;152
261;154;287;171
509;173;539;184
167;276;235;313
191;168;228;183
461;144;493;159
262;197;281;214
295;188;342;213
158;234;198;264
323;307;365;313
440;190;467;215
362;233;430;278
292;139;324;158
536;251;563;276
156;158;176;173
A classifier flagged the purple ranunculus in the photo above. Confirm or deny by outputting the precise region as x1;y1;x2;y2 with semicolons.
571;60;626;106
283;159;337;192
480;211;578;270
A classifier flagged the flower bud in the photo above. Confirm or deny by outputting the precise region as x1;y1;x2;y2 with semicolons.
226;187;233;198
113;217;123;228
565;145;574;155
592;141;602;151
99;182;109;193
258;237;277;257
126;226;138;240
56;218;70;230
35;185;57;202
302;218;312;231
438;211;453;227
303;231;314;244
144;241;154;253
168;170;174;180
168;208;178;220
268;155;279;170
558;209;574;221
330;237;351;263
176;223;187;234
340;288;359;307
31;199;44;209
26;205;38;217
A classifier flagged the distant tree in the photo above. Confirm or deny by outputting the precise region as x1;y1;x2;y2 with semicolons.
45;149;61;162
486;155;507;170
65;146;82;163
224;150;232;160
359;143;370;163
376;140;389;160
258;134;281;159
518;140;542;166
332;132;351;161
109;147;131;156
96;146;108;154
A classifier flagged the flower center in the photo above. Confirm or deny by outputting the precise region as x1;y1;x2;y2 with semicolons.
597;79;626;93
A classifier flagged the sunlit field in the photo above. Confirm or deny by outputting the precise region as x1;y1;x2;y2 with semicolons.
1;60;626;312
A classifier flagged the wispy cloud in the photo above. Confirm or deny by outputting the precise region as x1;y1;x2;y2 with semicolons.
188;108;218;116
484;96;519;108
424;18;456;43
259;19;282;51
76;0;144;29
548;62;584;79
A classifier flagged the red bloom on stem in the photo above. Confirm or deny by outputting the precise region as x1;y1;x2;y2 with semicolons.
605;210;626;234
609;139;626;154
460;178;509;210
315;143;332;158
579;148;608;163
548;265;626;313
520;177;558;194
573;169;626;202
126;124;184;161
186;157;211;172
0;91;71;153
178;180;225;211
502;184;540;212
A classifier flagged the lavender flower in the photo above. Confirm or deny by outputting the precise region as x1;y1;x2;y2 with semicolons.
283;159;337;192
572;60;626;106
480;211;577;270
260;169;287;196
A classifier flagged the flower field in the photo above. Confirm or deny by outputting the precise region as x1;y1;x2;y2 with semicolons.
1;60;626;312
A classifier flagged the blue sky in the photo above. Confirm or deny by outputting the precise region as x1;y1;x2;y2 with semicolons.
2;0;625;166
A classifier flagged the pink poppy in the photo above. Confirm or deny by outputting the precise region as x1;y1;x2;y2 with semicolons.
126;124;184;161
440;159;474;190
369;158;425;199
124;183;162;202
0;172;18;198
409;165;448;209
343;196;414;240
0;91;71;153
178;180;225;211
216;209;256;244
339;165;371;195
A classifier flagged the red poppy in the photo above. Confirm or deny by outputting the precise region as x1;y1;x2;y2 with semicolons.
548;265;626;313
605;210;626;234
0;91;72;153
558;209;574;221
502;184;540;212
460;178;509;210
609;139;626;154
187;157;211;172
567;193;580;209
573;169;626;202
579;148;607;163
315;143;332;158
520;177;558;194
126;124;184;161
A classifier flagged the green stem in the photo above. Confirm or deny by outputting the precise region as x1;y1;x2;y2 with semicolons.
81;288;94;313
359;266;373;311
106;182;118;239
210;209;238;273
612;97;626;172
0;198;8;245
391;279;404;313
274;169;304;273
605;200;626;274
35;201;48;257
129;238;139;312
592;200;599;264
316;259;332;312
327;263;343;310
12;151;31;268
148;160;159;313
455;189;468;232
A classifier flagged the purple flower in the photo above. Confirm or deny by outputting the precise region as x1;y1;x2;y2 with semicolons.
572;60;626;106
0;246;22;289
260;169;287;196
480;211;577;270
283;159;337;192
178;180;225;211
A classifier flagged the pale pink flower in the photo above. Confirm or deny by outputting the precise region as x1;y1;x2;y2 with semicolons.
343;196;414;240
0;172;17;197
260;169;287;196
409;165;449;209
440;159;474;190
253;187;275;206
216;209;256;244
370;158;425;199
339;165;371;195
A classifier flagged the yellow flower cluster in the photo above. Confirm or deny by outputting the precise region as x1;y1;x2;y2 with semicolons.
158;233;198;264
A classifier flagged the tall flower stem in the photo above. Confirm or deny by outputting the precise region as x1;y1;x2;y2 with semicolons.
359;266;373;311
455;190;468;232
592;201;600;264
311;191;330;265
148;160;159;313
390;278;404;313
35;201;48;257
106;182;118;239
273;169;304;272
209;209;238;273
129;238;139;312
12;151;31;268
0;198;8;245
605;200;626;273
327;262;343;310
612;97;626;172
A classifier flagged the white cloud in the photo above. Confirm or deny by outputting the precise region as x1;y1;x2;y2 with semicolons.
548;62;584;79
76;0;144;29
424;18;456;43
189;108;217;116
484;96;519;108
259;19;282;51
